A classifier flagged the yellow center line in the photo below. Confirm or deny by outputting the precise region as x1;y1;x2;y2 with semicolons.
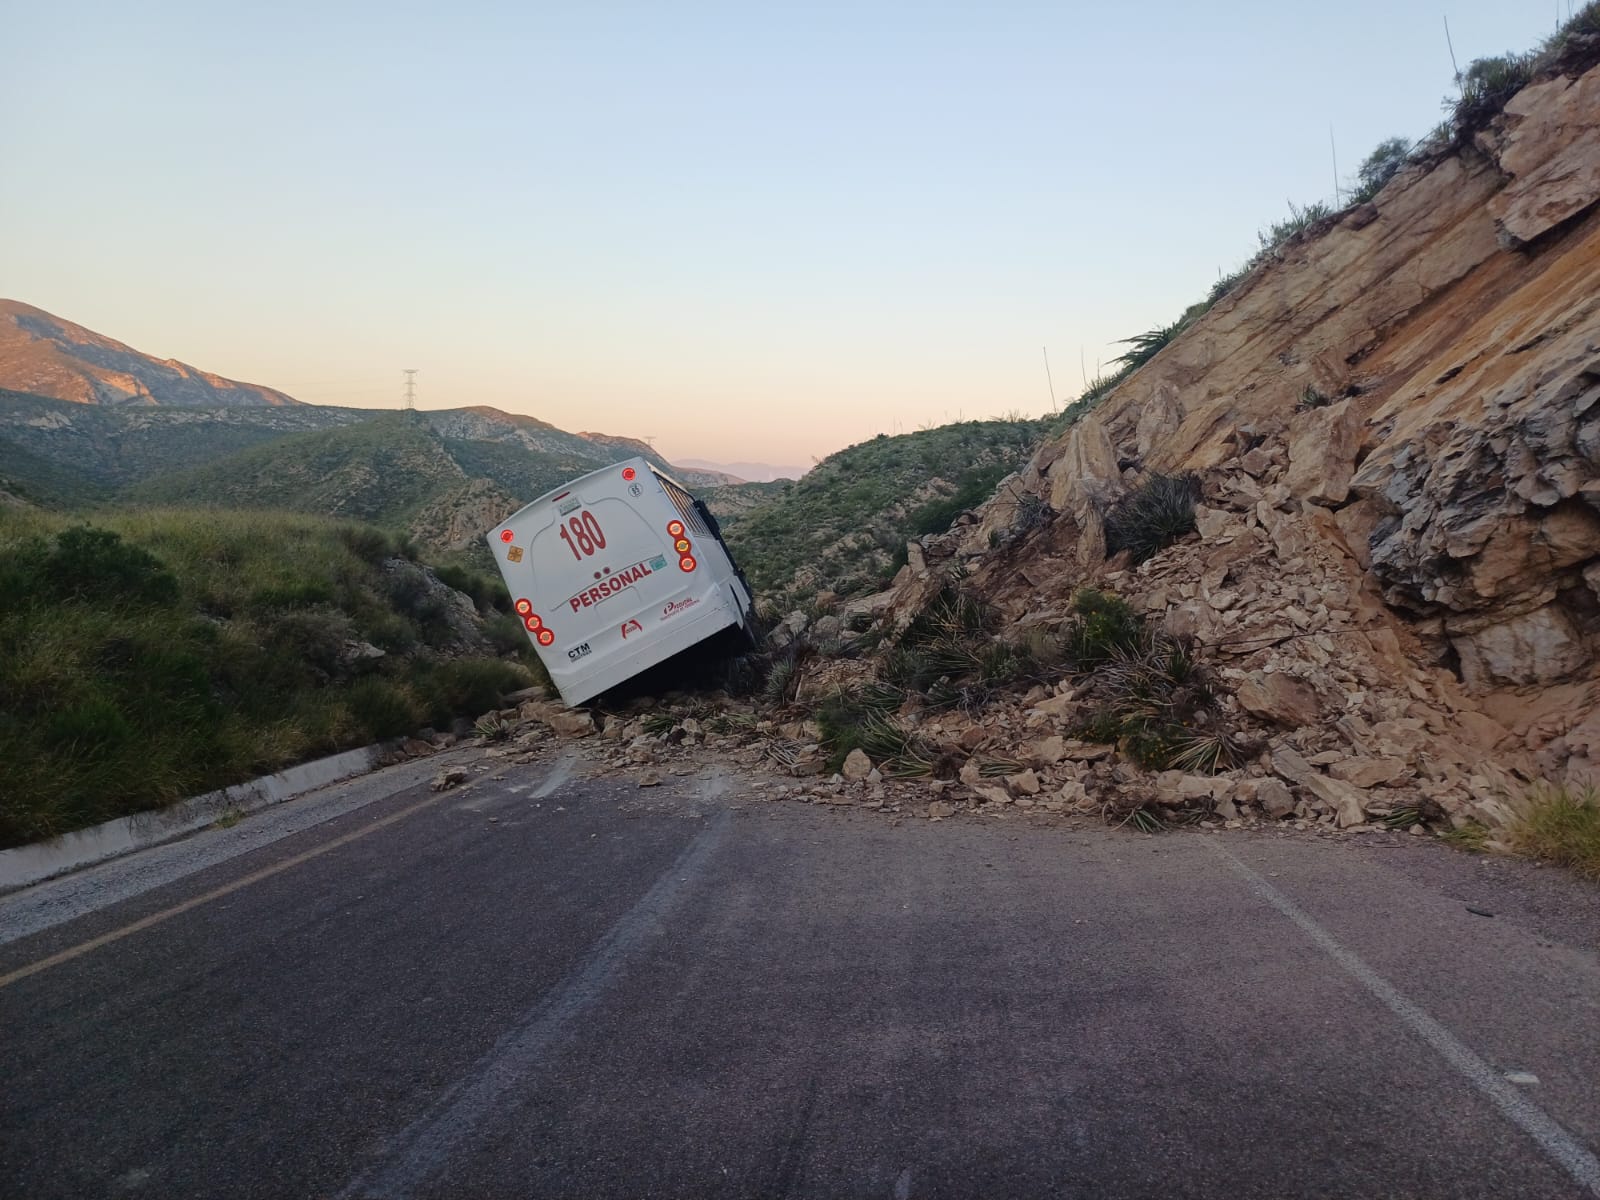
0;787;455;990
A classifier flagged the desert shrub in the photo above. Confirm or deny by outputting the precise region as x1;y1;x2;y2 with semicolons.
814;688;933;775
897;586;998;648
1257;200;1334;259
1010;493;1053;539
1062;588;1144;668
1113;322;1184;371
262;609;357;681
412;659;530;726
0;507;538;848
484;612;532;656
346;678;424;740
908;467;1009;538
1350;136;1410;204
1208;267;1248;304
434;563;510;613
2;526;180;609
1102;473;1201;564
475;713;514;742
250;579;336;609
1512;783;1600;877
1450;53;1536;136
338;524;398;564
1070;632;1238;773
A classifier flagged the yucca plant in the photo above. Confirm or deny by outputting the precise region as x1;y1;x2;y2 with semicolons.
1450;53;1536;135
1102;473;1201;564
1112;321;1185;371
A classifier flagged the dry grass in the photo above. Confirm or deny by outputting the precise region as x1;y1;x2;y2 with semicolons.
1512;784;1600;877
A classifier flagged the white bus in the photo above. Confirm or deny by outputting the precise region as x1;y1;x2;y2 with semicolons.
486;456;758;706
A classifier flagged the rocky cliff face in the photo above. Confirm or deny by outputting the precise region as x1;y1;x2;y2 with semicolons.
0;300;300;407
872;55;1600;834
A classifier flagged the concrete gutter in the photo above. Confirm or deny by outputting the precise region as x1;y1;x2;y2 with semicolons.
0;744;387;895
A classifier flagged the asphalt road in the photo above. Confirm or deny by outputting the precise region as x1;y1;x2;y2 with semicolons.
3;747;1600;1199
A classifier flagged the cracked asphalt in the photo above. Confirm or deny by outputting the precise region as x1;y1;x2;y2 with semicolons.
3;747;1599;1199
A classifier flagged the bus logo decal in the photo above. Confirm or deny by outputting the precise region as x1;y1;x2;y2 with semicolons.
620;619;642;639
662;597;700;619
567;642;592;661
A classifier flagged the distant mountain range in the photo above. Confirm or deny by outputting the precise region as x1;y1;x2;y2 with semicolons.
675;457;807;483
0;299;300;408
0;300;756;547
0;301;1045;599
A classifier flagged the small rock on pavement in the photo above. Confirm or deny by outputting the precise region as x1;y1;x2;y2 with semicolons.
927;800;956;820
638;770;663;788
431;768;468;792
842;748;874;781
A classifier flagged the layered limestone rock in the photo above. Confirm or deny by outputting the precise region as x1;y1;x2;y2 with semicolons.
866;56;1600;829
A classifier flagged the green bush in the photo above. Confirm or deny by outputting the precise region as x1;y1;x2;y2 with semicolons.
814;689;931;775
0;507;531;849
1512;784;1600;876
1069;629;1236;774
1113;322;1184;371
1103;473;1201;564
347;678;425;740
1257;200;1334;258
1350;136;1410;204
1063;588;1144;668
1450;53;1536;136
338;524;398;564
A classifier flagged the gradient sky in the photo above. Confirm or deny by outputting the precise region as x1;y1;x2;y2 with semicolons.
2;0;1563;465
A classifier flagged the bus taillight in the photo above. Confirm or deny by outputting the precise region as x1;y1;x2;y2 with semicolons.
666;520;685;538
536;629;555;646
679;555;697;572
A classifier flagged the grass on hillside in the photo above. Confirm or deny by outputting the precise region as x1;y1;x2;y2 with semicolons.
1512;783;1600;877
722;418;1048;605
0;508;535;849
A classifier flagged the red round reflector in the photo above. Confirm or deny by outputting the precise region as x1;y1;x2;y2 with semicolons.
674;538;692;554
499;529;514;543
666;520;685;538
514;598;532;616
523;615;543;632
679;555;697;572
536;629;554;646
622;467;637;481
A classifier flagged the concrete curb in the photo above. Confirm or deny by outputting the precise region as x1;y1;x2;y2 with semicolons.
0;744;388;894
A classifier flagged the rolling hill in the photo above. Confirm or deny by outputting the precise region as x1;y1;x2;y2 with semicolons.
719;418;1051;606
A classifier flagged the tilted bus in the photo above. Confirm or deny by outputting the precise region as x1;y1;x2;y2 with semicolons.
486;457;757;705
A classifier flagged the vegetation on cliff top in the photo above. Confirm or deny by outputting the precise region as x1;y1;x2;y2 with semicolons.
1051;3;1600;440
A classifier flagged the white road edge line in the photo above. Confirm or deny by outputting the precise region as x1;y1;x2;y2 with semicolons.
338;807;732;1200
0;752;577;948
1208;838;1600;1197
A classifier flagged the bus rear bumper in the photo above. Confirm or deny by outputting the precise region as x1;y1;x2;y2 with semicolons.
552;598;742;706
